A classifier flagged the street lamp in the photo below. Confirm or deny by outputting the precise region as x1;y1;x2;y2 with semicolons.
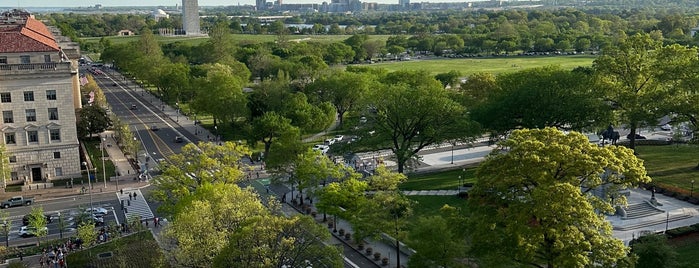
101;137;107;188
692;180;695;197
57;212;63;239
458;175;461;190
82;162;94;216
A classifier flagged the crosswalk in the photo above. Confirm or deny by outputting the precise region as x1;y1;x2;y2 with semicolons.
116;189;154;222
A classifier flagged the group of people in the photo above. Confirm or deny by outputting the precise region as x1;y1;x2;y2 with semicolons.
38;243;73;268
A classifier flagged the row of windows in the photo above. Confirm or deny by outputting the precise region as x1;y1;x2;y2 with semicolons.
0;90;57;103
7;167;64;180
2;108;59;123
0;54;51;65
6;152;61;163
4;129;61;144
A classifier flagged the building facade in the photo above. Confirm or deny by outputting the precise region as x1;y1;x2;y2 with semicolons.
0;9;81;186
182;0;201;35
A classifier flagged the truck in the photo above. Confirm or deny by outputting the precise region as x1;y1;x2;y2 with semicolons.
1;196;34;209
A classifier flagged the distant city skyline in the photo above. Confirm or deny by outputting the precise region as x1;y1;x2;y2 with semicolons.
6;0;485;8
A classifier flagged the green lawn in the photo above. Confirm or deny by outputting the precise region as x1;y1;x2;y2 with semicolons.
66;231;169;268
407;195;468;221
367;55;596;76
401;168;477;191
83;137;117;183
635;144;699;192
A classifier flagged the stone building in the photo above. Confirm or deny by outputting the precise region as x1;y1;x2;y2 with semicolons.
0;9;82;186
182;0;201;35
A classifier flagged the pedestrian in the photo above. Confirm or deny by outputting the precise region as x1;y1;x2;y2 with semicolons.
133;192;138;198
256;172;259;179
18;250;22;261
265;186;269;193
153;217;157;227
129;192;132;200
120;189;123;195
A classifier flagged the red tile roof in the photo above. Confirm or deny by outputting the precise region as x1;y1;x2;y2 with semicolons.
0;17;58;53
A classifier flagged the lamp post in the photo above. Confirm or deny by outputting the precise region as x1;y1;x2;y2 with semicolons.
82;162;94;216
175;102;179;122
458;175;462;190
692;180;695;197
57;211;63;239
101;137;107;188
451;142;454;164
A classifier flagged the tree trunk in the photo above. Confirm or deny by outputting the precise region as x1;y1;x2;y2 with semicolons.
629;126;637;150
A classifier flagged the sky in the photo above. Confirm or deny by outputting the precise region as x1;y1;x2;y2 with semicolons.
4;0;455;7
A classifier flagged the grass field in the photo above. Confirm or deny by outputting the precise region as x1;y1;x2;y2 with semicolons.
407;195;468;221
401;168;477;191
368;55;596;76
635;144;699;191
66;231;169;268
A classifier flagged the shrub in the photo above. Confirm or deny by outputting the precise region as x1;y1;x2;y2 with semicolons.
373;252;381;260
457;191;469;199
665;226;695;238
365;247;373;255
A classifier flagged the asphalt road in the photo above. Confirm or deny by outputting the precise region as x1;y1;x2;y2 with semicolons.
1;193;122;247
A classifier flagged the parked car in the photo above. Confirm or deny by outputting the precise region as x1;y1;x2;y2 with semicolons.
359;116;367;124
85;207;109;216
333;135;344;142
1;196;34;209
660;124;672;131
324;139;335;146
174;136;184;143
19;226;48;238
130;104;137;110
626;133;647;140
312;144;330;154
151;125;159;131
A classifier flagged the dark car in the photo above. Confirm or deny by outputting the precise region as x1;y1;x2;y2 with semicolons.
151;125;159;131
626;133;646;140
174;136;183;143
130;104;137;110
22;214;52;226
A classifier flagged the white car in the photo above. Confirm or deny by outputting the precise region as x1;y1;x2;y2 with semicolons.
324;139;335;146
312;144;330;154
333;135;344;142
660;124;672;131
19;226;48;238
85;207;109;216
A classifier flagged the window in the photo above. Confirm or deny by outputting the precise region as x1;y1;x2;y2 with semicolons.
49;129;60;141
4;133;15;144
23;91;34;101
48;108;58;120
53;152;61;159
25;109;36;122
2;111;13;123
46;90;56;100
28;131;38;142
0;93;10;103
44;55;51;63
9;156;16;163
20;55;30;64
0;56;6;64
55;167;63;176
10;172;17;181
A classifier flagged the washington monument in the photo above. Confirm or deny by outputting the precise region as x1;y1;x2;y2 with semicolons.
182;0;201;35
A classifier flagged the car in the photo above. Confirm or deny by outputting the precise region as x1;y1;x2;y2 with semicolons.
112;82;118;86
660;124;672;131
85;207;109;216
22;214;52;226
626;133;647;140
312;144;330;154
130;104;137;110
74;214;104;227
359;116;367;124
174;136;184;143
333;135;344;142
19;226;48;238
151;125;159;131
324;139;335;146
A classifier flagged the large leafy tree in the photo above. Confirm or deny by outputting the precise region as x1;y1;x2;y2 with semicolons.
163;183;267;267
408;206;469;268
152;142;250;216
368;70;479;173
250;111;300;158
27;206;48;246
76;105;111;138
631;233;677;268
213;215;343;268
468;128;650;268
471;66;611;135
593;33;678;149
306;70;372;127
191;63;248;127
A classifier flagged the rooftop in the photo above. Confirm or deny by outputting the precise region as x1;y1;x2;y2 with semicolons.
0;9;59;53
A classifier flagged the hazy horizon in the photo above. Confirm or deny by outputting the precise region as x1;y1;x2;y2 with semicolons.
4;0;490;8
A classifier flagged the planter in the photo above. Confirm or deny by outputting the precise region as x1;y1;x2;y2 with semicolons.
344;233;351;240
311;211;317;218
365;247;373;255
339;229;345;236
357;243;364;250
327;221;334;228
373;252;381;261
381;257;389;266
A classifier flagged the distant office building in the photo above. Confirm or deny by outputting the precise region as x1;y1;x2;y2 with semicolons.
0;9;82;186
182;0;201;35
257;0;267;10
399;0;410;8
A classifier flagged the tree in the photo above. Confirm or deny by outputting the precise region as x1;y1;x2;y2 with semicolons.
213;215;343;268
368;70;479;173
631;233;677;268
152;142;250;216
307;70;372;127
316;178;368;225
76;222;97;247
164;183;268;267
468;128;650;268
0;145;10;190
293;149;356;205
27;207;48;246
76;105;111;138
434;70;462;89
593;33;671;150
251;112;299;158
408;207;468;268
191;63;248;127
471;66;611;135
0;210;9;247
